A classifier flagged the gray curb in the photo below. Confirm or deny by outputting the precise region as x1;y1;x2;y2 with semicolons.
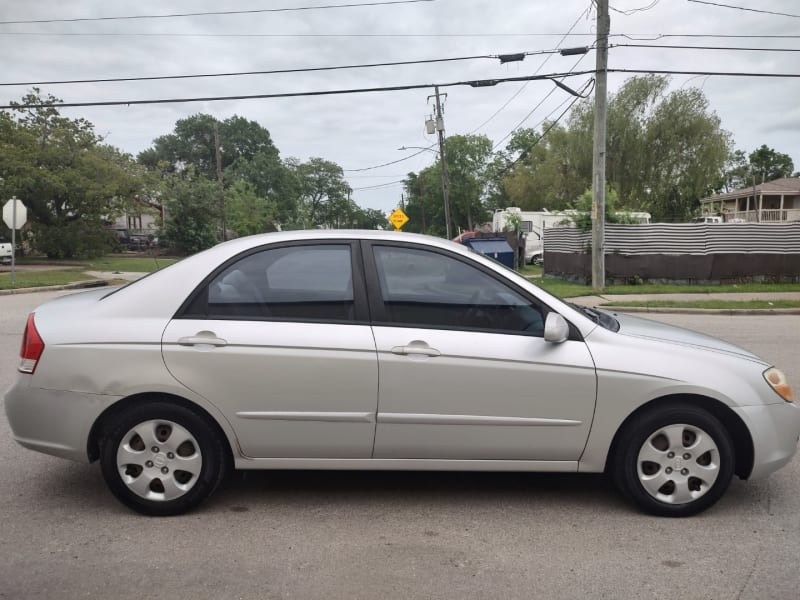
0;280;110;296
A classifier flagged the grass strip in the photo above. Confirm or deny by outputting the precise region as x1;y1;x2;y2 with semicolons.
0;269;96;290
600;300;800;310
529;278;800;298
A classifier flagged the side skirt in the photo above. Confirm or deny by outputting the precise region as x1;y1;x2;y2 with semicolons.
234;458;581;472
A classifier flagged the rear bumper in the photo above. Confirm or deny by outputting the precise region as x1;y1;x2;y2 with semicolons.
735;402;800;480
4;378;121;463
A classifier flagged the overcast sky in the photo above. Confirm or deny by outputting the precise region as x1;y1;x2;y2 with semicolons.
2;0;799;216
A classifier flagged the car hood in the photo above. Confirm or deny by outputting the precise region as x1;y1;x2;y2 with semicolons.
608;311;764;362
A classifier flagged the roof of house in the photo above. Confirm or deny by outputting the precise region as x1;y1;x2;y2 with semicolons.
702;177;800;203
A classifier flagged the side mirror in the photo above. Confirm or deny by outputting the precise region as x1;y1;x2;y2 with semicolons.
544;313;569;343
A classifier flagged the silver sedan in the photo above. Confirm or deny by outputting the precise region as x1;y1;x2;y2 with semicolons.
5;230;799;516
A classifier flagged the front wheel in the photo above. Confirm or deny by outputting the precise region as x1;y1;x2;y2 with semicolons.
611;404;734;517
100;402;228;516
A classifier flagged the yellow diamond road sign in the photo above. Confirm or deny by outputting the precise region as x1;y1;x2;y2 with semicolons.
388;208;409;230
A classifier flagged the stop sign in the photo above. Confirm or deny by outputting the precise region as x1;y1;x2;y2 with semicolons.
2;198;27;229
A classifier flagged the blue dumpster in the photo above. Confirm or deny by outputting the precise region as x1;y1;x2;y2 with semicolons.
462;237;515;269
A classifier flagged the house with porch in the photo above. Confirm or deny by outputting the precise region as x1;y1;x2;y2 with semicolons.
700;177;800;222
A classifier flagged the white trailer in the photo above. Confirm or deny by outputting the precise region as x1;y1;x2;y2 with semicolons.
492;207;651;265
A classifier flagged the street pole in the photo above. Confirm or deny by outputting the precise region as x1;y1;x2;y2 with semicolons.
591;0;610;291
214;125;227;240
434;86;452;240
11;196;16;287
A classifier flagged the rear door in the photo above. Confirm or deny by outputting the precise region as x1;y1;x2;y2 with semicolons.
162;240;379;459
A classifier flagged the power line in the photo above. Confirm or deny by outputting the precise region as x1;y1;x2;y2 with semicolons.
615;43;800;52
4;31;800;40
686;0;800;19
5;67;799;112
0;50;566;87
491;56;592;150
0;70;597;110
351;179;406;191
469;5;591;134
0;0;435;25
609;1;661;15
607;68;800;77
500;88;589;175
344;147;435;172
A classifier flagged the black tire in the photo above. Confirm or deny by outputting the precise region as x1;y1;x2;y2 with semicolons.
100;402;228;516
611;404;734;517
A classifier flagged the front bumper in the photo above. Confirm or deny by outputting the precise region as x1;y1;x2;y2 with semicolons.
4;378;121;463
735;402;800;480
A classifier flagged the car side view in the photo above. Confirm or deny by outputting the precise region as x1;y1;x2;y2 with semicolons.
5;230;799;516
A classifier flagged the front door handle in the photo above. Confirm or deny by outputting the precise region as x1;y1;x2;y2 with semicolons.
391;341;441;357
178;332;228;347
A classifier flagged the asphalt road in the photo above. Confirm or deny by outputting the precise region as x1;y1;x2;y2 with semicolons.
1;291;798;600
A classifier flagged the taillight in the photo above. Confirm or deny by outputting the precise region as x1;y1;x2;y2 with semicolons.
19;313;45;374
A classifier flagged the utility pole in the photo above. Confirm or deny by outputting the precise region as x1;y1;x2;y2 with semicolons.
591;0;610;291
214;125;227;241
429;86;452;239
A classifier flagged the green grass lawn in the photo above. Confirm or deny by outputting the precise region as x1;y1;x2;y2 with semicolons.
600;300;800;310
527;277;800;298
82;256;177;272
0;269;96;290
17;255;177;273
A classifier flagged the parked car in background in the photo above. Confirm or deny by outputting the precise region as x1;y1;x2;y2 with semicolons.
4;230;798;517
691;216;724;224
0;238;12;264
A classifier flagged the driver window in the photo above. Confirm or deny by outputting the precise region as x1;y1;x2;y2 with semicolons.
372;245;544;335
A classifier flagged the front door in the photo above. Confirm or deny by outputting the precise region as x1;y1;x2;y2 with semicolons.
364;242;596;461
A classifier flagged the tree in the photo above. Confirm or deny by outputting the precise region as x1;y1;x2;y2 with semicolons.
225;180;278;237
0;90;143;258
160;168;220;254
139;114;280;180
748;145;794;182
500;76;731;222
402;134;494;236
285;158;352;229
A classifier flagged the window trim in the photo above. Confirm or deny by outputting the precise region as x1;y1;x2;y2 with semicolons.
174;239;370;325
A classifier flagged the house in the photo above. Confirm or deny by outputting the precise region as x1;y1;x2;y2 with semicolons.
700;177;800;222
109;197;164;234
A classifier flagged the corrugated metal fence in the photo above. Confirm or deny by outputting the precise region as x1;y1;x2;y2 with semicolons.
544;223;800;255
543;223;800;281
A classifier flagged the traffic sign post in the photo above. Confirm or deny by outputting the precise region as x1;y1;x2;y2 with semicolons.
388;208;409;231
3;197;28;286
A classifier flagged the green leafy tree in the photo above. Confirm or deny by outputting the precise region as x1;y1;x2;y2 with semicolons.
402;134;494;236
225;180;278;237
139;114;280;180
0;90;142;258
160;168;219;254
284;157;352;229
499;76;731;221
748;145;794;182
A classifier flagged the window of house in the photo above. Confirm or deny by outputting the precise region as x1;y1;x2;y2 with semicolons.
371;245;544;335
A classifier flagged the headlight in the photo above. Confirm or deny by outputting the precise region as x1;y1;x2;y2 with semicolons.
764;367;794;402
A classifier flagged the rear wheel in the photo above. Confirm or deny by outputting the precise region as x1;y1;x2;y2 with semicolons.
611;404;734;517
100;402;228;516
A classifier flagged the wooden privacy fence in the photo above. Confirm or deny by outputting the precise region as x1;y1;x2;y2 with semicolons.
543;223;800;282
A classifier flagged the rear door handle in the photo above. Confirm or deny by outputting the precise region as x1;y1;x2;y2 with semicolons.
178;332;228;347
391;341;441;357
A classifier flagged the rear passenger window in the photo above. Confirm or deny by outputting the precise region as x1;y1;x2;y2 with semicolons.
196;244;355;321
